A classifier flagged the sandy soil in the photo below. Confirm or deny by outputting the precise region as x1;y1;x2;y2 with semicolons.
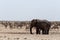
0;34;60;40
0;26;60;40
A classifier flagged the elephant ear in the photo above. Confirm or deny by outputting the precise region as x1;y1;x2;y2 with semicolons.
31;19;37;23
30;19;37;26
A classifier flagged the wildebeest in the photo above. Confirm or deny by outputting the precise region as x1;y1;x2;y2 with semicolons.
30;19;51;34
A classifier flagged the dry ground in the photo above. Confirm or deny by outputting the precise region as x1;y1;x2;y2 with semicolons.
0;26;60;40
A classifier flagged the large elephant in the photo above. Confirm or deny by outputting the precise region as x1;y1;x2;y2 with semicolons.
30;19;51;34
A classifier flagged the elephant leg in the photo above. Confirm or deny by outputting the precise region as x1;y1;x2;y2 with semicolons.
44;28;50;34
36;28;39;34
42;30;49;34
38;29;40;34
30;26;33;34
46;29;49;34
42;30;46;34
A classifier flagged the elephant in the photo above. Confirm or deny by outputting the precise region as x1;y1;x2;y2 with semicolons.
30;19;51;34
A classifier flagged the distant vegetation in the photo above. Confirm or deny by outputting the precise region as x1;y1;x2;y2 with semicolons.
0;21;60;29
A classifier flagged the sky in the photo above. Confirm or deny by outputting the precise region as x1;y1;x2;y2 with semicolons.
0;0;60;21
